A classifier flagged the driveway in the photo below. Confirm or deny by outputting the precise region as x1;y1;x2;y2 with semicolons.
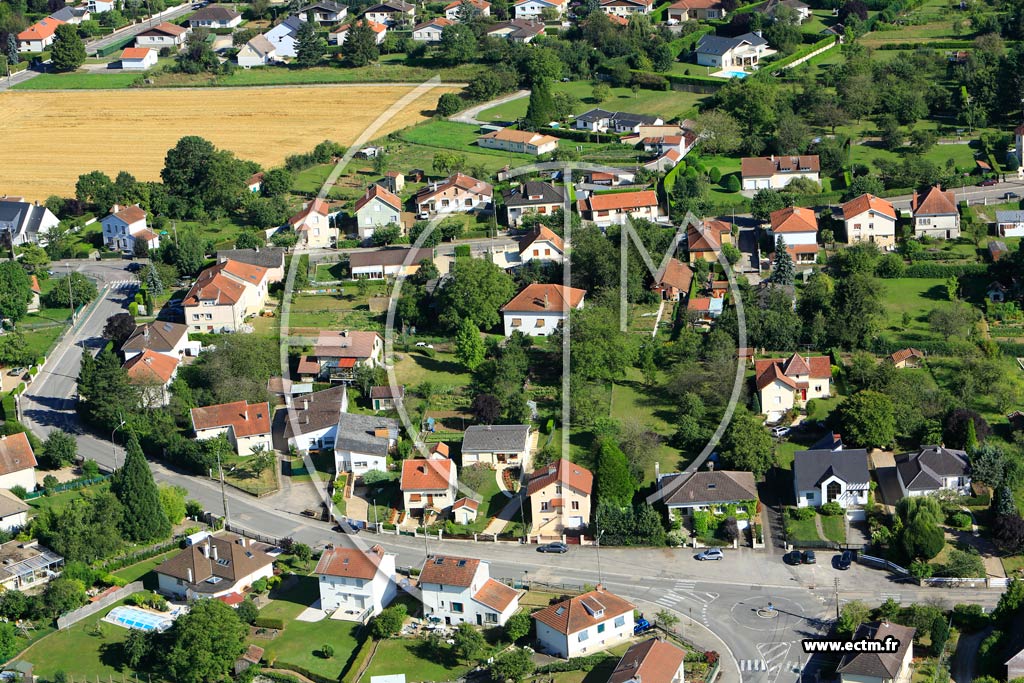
448;90;529;126
951;626;991;683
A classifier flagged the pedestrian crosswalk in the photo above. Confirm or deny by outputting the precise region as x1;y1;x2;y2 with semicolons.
108;279;138;289
650;581;718;628
740;659;767;671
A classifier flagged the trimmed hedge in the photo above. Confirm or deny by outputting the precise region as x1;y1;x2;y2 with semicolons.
539;127;618;144
340;635;374;683
537;653;612;673
768;37;836;72
903;263;988;278
253;616;286;630
875;40;975;50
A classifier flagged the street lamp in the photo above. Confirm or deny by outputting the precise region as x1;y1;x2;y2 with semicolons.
595;529;606;585
111;417;126;469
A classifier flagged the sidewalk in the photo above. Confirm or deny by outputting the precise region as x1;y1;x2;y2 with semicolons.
634;598;734;682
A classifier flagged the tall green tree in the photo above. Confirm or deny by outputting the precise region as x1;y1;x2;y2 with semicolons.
160;599;247;683
437;257;516;331
454;317;485;370
896;496;945;561
439;22;477;64
594;438;636;507
111;432;171;542
45;272;97;309
50;23;86;71
769;236;795;286
294;20;326;66
838;390;895;449
827;272;881;349
525;79;557;130
0;261;31;322
41;430;77;469
719;410;774;477
345;20;379;66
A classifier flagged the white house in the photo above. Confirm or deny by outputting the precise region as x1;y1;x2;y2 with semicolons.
576;190;662;227
155;534;275;600
119;47;158;69
502;181;565;227
754;352;832;421
911;185;961;239
49;6;91;24
574;109;663;134
330;19;387;44
0;491;29;533
87;0;116;12
610;639;686;683
600;0;652;16
741;154;820;190
134;22;188;49
101;204;160;253
315;544;397;620
501;283;586;337
123;349;179;408
0;433;37;493
188;6;243;28
414;173;492;215
513;0;565;18
484;19;545;41
288;198;336;248
354;185;402;240
121;321;200;363
401;457;458;518
840;193;897;248
513;224;564;265
0;199;59;245
533;587;635;659
461;424;531;467
17;18;65;52
298;0;348;23
793;447;870;509
412;17;453;40
334;412;398;474
418;555;521;626
837;622;915;683
183;259;271;333
666;0;725;21
695;32;771;69
895;445;971;498
477;128;559;155
238;35;278;67
769;206;818;265
363;0;415;25
264;15;305;58
657;470;758;518
190;401;273;457
444;0;491;20
349;247;434;279
996;210;1024;238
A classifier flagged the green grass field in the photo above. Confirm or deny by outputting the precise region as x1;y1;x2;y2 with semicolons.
878;277;950;344
609;371;684;481
12;72;145;90
820;514;846;544
785;513;820;543
394;350;472;392
476;81;710;122
363;637;474;682
111;549;177;589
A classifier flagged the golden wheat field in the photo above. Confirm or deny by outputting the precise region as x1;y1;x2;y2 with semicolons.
0;84;457;200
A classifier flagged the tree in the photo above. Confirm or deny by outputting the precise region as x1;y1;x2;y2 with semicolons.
234;231;264;250
175;28;219;73
594;438;636;507
769;237;795;286
166;230;206;275
19;243;50;276
143;262;166;295
161;599;247;683
564;304;638;382
50;24;86;71
436;92;463;117
440;23;477;64
836;600;870;637
45;271;98;309
995;514;1024;553
38;577;87;619
490;648;535;682
896;496;945;561
345;20;379;66
370;224;401;247
0;261;31;322
471;393;501;424
33;492;124;563
928;302;979;339
112;432;171;542
123;628;153;669
249;446;275;476
157;484;187;526
6;36;17;69
260;168;291;198
293;542;312;565
945;408;991;449
432;150;467;177
971;443;1013;490
525;80;557;130
504;612;531;642
294;20;326;66
438;257;516;331
750;188;786;222
592;82;610;103
719;410;775;477
452;622;486;662
828;272;882;349
41;430;77;469
693;109;741;155
838;390;895;449
102;312;137;345
941;547;985;578
369;603;407;639
454;317;485;370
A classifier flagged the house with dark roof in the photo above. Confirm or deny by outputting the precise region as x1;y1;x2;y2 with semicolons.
263;15;305;58
0;490;29;533
121;321;200;363
49;5;91;23
349;247;434;279
370;384;404;411
155;533;275;600
462;424;532;467
191;401;273;456
695;32;771;71
609;638;686;683
527;459;593;538
401;457;458;518
483;18;545;42
793;447;869;509
419;555;521;626
895;445;970;498
657;470;758;517
533;586;635;658
316;544;397;620
996;210;1024;238
0;199;59;245
754;352;832;421
911;185;960;240
297;0;347;23
502;181;565;227
573;109;664;134
364;0;416;25
188;5;243;28
741;154;820;191
837;621;915;683
501;283;586;337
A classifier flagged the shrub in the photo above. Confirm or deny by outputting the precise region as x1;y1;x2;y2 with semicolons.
692;510;713;535
321;644;334;659
951;603;988;632
819;501;844;516
251;577;269;593
253;617;285;630
536;654;611;674
950;512;971;529
9;486;27;500
789;507;816;521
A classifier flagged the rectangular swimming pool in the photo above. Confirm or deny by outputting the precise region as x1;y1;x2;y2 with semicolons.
104;605;175;632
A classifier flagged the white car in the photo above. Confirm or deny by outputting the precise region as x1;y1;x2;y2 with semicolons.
770;426;791;438
695;548;724;561
415;342;434;348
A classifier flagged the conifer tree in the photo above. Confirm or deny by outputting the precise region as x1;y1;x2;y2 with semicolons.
770;236;795;286
112;432;171;542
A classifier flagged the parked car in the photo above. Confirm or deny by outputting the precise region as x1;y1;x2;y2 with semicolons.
783;550;804;565
634;618;652;635
979;179;999;186
1005;192;1020;200
770;426;791;438
802;550;817;564
537;542;569;554
416;212;430;220
695;548;724;561
835;550;853;570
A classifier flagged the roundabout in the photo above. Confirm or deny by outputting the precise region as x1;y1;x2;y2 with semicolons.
729;595;809;633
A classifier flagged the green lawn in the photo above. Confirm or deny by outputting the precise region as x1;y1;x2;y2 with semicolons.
28;482;109;516
362;637;474;682
785;513;821;543
12;72;145;90
285;291;385;333
608;371;683;482
878;277;950;344
394;350;472;391
260;575;321;621
314;262;347;282
257;615;363;680
455;466;505;533
820;514;846;544
112;549;177;589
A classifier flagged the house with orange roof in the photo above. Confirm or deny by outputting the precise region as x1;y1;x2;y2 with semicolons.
518;224;564;264
666;0;725;21
134;21;189;49
101;204;159;254
309;329;383;381
183;259;271;333
353;185;402;240
527;458;593;538
514;0;565;18
123;349;179;407
839;193;896;247
477;128;559;155
444;0;490;20
418;554;521;626
911;184;960;239
651;258;693;301
401;457;458;519
889;347;924;369
412;16;454;40
330;18;387;45
452;497;479;524
28;275;40;313
190;400;272;456
576;190;662;227
754;352;832;420
501;283;586;336
769;206;818;264
17;18;65;52
686;218;733;263
533;586;635;658
288;198;336;248
609;638;687;683
316;544;398;619
414;173;492;215
120;46;158;69
0;433;37;492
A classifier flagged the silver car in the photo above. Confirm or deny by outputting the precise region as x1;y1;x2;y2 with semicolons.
695;548;724;561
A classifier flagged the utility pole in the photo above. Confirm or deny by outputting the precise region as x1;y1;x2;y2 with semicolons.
595;529;605;585
215;441;230;527
834;576;840;621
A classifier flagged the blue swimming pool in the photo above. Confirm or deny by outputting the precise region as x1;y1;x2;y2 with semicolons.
105;605;174;632
724;70;748;78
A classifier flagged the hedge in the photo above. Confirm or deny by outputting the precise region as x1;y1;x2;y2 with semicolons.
254;616;286;630
340;635;374;683
96;36;136;57
875;40;975;50
871;336;979;356
537;653;612;673
99;536;184;573
997;341;1024;356
266;663;336;683
539;127;618;144
903;263;988;278
258;673;302;683
768;37;836;72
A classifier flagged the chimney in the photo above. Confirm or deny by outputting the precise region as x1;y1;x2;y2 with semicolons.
342;329;349;337
655;461;660;480
707;460;715;471
212;544;218;561
143;326;150;340
769;154;774;162
543;293;550;309
199;543;209;558
302;399;308;410
595;583;604;592
186;567;193;583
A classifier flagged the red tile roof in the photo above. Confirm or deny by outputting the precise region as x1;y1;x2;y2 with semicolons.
654;258;693;293
354;185;401;213
315;544;387;580
110;203;147;224
0;433;36;476
419;555;480;587
453;497;479;511
30;275;40;295
415;16;455;29
314;330;381;360
770;206;818;234
120;47;154;60
754;353;831;390
527;458;593;496
288;198;331;228
609;639;687;683
123;349;178;384
143;21;187;36
501;283;586;313
889;348;924;364
190;400;271;438
532;587;634;635
479;129;559;146
432;442;450;457
579;190;658;212
401;458;453;491
687;219;730;252
18;18;65;40
473;578;519;612
911;185;958;216
518;224;564;254
841;193;896;221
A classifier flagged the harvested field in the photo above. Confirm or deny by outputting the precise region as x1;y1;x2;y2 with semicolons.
0;83;457;199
